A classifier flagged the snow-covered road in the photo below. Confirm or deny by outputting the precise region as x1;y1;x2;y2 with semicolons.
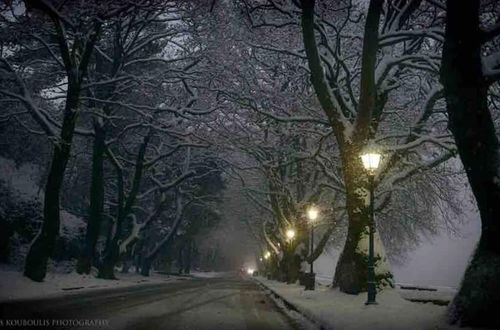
0;274;301;330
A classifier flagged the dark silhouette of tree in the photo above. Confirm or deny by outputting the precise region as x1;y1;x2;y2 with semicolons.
440;0;500;327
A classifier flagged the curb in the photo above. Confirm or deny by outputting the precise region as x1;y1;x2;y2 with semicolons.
254;278;332;330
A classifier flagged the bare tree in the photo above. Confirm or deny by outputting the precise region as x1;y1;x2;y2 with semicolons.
241;0;453;293
0;0;106;281
440;0;500;327
76;1;206;274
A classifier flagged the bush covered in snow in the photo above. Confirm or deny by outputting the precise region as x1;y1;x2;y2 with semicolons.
0;174;86;268
0;178;42;264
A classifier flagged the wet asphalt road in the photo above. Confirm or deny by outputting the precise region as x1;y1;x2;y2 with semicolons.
0;274;302;330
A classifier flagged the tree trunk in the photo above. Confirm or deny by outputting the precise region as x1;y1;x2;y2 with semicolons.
277;242;302;284
98;218;120;279
286;254;301;284
24;88;79;282
97;134;150;279
333;153;369;293
441;1;500;327
184;241;192;274
0;225;12;263
121;258;131;274
177;244;184;274
77;122;105;274
141;259;152;277
77;39;121;274
333;151;393;293
97;242;119;280
134;252;142;274
269;256;280;280
98;219;122;280
300;0;390;294
332;0;387;294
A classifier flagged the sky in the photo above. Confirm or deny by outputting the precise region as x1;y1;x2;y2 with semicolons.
393;206;479;288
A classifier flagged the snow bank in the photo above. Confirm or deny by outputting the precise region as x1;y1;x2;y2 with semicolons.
0;268;181;302
397;283;456;305
255;277;480;330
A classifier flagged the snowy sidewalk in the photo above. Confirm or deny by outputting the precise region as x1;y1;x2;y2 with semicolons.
254;277;478;330
0;269;183;302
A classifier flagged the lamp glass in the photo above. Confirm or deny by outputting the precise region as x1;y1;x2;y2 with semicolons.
307;206;319;221
360;153;381;171
286;229;295;240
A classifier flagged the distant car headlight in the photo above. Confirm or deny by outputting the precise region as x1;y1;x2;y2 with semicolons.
247;268;254;275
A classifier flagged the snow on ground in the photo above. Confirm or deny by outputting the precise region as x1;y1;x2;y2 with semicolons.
254;277;483;330
190;271;229;278
314;274;456;305
315;274;333;286
0;267;181;302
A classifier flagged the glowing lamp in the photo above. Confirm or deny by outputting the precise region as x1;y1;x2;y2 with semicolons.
307;206;319;221
360;152;381;172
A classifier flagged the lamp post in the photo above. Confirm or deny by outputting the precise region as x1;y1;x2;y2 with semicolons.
360;151;381;305
263;251;271;279
284;229;296;283
305;206;319;290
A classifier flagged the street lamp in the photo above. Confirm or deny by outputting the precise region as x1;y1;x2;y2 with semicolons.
360;153;381;172
284;229;296;284
307;206;319;222
263;251;272;279
360;150;381;305
305;206;319;290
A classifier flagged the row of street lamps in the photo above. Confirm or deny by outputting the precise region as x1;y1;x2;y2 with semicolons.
261;150;382;304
